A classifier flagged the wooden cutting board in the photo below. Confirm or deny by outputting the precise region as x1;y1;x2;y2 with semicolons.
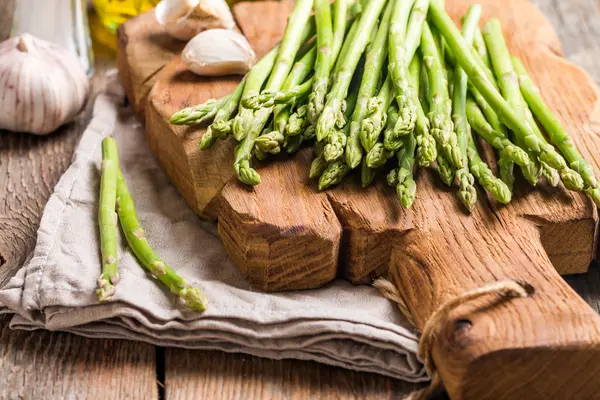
118;1;600;399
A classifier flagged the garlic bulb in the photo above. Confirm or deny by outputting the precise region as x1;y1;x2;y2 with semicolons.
182;29;256;76
0;34;89;135
155;0;236;41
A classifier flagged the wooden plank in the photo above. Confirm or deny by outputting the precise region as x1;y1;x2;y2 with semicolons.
0;316;158;399
163;348;424;399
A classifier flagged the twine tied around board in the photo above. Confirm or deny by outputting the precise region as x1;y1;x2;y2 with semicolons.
373;278;532;400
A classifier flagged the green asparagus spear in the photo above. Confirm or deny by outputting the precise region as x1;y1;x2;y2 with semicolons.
405;53;437;167
467;133;512;204
319;160;351;190
233;47;281;141
170;96;230;126
394;132;418;208
97;137;120;302
234;0;316;185
512;57;599;203
332;0;350;61
437;153;455;186
388;0;417;144
324;85;358;162
421;23;463;170
473;27;492;71
316;0;387;142
116;170;208;312
308;0;334;124
361;158;377;187
267;45;318;144
265;0;316;91
287;105;310;137
453;5;481;212
465;97;530;168
345;0;394;169
310;141;329;179
428;5;585;191
361;76;395;152
482;19;543;186
199;127;218;150
484;19;583;190
405;0;431;63
210;79;246;140
248;78;314;110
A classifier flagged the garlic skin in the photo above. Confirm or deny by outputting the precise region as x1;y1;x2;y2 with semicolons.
0;34;90;135
155;0;236;41
182;29;256;76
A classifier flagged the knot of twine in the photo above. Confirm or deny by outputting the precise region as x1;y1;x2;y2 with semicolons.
374;278;532;399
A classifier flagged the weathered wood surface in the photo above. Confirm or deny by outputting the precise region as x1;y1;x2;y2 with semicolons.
163;348;423;399
0;0;599;399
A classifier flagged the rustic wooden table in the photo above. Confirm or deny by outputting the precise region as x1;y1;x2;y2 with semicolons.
1;1;600;398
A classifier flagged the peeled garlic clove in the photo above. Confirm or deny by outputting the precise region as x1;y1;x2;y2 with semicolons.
156;0;236;41
182;29;256;76
0;34;90;135
155;0;199;25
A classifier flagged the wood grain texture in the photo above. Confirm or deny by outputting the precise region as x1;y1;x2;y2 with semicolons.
163;348;425;399
0;316;158;399
117;9;185;118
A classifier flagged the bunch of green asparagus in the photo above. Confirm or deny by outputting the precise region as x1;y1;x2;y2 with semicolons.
97;137;208;311
170;0;600;211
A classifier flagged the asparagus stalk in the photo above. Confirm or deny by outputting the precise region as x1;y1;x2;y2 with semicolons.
171;96;230;126
453;5;481;212
388;0;417;145
324;85;358;162
209;79;246;141
331;0;350;61
263;45;318;147
345;0;394;169
319;160;351;190
466;97;530;167
316;0;387;142
437;155;455;186
234;0;316;185
428;5;585;190
116;170;208;312
421;23;463;170
484;19;583;190
394;132;418;208
265;0;316;91
467;133;512;204
405;0;431;63
361;158;377;187
482;19;542;186
361;76;394;152
96;137;120;302
246;76;314;110
405;53;437;167
308;0;334;124
287;104;310;137
473;27;492;71
513;57;600;203
232;48;280;141
310;141;329;179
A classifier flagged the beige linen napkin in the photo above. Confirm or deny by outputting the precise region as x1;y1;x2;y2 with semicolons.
0;71;425;382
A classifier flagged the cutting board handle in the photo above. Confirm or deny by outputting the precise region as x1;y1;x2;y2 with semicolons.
388;218;600;400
